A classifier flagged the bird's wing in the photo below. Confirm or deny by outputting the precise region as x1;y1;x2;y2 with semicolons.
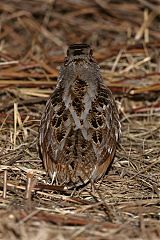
39;86;73;182
85;83;121;180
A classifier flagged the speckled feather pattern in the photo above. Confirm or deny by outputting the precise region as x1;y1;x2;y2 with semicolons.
39;44;121;188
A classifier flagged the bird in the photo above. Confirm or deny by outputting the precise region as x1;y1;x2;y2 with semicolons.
39;43;121;188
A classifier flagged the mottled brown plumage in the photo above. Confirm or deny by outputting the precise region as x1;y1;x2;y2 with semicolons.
39;44;121;188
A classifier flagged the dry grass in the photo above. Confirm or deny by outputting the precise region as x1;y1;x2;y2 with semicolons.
0;1;160;239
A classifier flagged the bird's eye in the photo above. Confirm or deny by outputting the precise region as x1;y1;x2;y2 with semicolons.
64;57;69;65
89;49;93;56
67;49;70;56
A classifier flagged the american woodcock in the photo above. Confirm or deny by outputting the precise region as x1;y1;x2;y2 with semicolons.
39;44;121;188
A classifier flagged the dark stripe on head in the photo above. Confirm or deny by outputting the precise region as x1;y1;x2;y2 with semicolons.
67;44;91;57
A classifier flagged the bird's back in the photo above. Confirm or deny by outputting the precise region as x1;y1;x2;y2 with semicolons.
39;44;121;188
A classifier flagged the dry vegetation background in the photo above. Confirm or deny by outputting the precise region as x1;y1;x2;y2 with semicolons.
0;0;160;239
